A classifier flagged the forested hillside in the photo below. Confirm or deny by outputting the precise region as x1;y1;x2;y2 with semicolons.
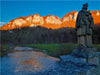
1;25;100;45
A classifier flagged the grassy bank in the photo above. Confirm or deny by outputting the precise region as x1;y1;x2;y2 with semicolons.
1;44;100;57
22;43;100;57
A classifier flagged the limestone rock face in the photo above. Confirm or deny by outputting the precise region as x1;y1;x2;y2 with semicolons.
96;11;100;15
25;15;33;24
73;12;78;21
62;11;78;22
32;14;44;25
0;11;100;30
45;15;62;24
12;18;27;26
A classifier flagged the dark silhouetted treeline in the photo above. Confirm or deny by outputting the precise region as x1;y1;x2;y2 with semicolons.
0;25;100;45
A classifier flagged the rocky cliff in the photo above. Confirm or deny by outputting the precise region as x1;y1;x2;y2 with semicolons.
0;10;100;30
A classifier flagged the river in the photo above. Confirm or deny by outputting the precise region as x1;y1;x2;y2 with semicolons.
1;48;60;75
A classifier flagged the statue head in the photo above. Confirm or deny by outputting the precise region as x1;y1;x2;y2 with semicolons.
82;3;88;10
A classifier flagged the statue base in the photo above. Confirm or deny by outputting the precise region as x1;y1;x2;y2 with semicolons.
72;47;99;65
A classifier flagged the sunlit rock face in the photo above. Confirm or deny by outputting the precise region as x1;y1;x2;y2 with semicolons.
32;14;44;25
12;18;27;26
0;11;100;30
90;10;100;25
30;24;34;27
62;11;78;22
26;15;33;24
96;11;100;15
61;11;78;28
45;15;62;24
73;12;78;21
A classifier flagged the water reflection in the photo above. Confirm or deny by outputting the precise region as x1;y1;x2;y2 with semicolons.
1;50;60;75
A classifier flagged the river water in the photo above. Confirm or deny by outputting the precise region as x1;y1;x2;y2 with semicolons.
1;49;60;75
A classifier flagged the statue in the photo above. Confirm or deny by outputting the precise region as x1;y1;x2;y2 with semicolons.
71;3;99;66
72;3;97;60
76;3;94;48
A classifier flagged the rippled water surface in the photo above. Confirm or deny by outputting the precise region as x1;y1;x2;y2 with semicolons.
1;50;60;75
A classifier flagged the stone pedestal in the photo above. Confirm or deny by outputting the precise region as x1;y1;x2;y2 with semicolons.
87;56;99;66
60;53;100;75
72;47;99;65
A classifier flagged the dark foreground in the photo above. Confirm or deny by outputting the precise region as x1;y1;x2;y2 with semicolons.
1;47;100;75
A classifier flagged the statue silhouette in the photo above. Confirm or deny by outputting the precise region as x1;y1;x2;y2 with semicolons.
76;3;94;48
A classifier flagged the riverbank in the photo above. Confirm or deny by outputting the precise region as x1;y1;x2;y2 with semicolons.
22;43;100;57
1;43;100;57
1;44;100;75
0;44;14;57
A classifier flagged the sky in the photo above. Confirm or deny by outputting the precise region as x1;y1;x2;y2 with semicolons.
0;0;100;26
